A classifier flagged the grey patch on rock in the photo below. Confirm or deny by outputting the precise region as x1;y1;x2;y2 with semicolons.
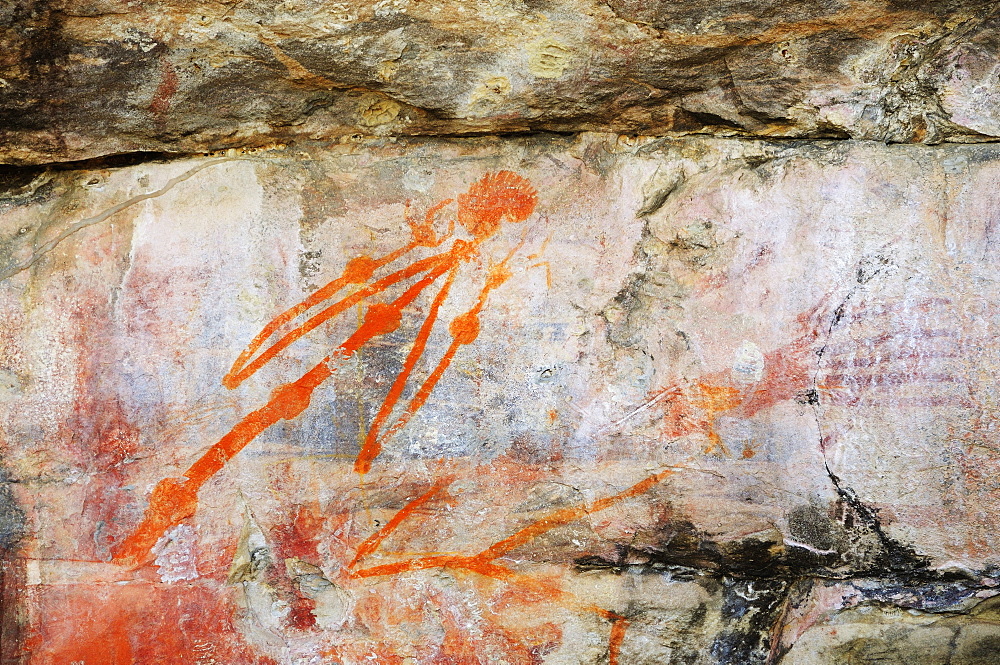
0;169;53;208
663;220;725;269
637;166;684;218
826;467;931;575
816;593;1000;665
0;369;25;399
0;470;24;552
298;249;322;281
787;503;838;553
514;481;583;512
285;558;333;597
228;511;273;585
602;273;652;350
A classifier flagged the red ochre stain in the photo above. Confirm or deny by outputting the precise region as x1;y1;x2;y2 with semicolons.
24;582;276;665
150;59;178;117
654;304;826;456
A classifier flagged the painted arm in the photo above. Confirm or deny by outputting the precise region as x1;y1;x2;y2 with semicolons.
223;199;453;389
354;255;516;475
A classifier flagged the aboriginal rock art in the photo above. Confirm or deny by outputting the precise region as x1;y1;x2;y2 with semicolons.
113;171;541;567
12;136;1000;665
338;470;683;665
620;304;832;458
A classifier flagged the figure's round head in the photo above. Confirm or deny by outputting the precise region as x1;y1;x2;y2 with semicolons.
457;171;538;240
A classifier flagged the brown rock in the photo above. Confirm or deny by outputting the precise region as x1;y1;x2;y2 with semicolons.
2;1;999;164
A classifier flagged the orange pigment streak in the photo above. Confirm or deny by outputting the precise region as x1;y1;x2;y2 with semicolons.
223;249;405;388
115;172;539;566
112;358;334;566
224;250;454;388
480;467;674;560
348;468;652;664
358;250;522;473
224;199;456;389
348;467;675;577
347;479;450;569
355;268;459;474
608;617;629;665
113;260;456;567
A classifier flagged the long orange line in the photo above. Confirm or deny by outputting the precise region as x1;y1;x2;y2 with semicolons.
351;554;466;578
372;337;464;450
203;263;454;482
355;268;458;474
350;469;677;578
336;261;453;358
188;360;334;485
224;250;454;388
346;460;650;662
111;359;335;565
192;266;452;489
347;480;449;569
348;470;677;577
368;260;511;457
478;468;675;561
608;617;629;665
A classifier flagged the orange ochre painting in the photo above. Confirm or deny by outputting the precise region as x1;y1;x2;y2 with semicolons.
3;137;1000;664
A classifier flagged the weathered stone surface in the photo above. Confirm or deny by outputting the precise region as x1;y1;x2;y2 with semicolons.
2;134;1000;662
2;1;1000;164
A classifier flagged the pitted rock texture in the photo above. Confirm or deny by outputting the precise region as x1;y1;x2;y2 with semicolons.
2;0;1000;164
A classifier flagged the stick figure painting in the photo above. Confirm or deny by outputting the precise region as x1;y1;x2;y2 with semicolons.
113;170;542;567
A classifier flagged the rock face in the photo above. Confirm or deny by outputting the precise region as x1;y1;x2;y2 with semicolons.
2;1;1000;164
3;134;1000;662
4;2;1000;663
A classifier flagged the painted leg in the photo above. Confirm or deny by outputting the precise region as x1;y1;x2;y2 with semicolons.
354;268;458;474
356;259;515;473
112;358;333;567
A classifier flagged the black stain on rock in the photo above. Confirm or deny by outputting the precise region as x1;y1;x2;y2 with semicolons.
825;464;930;575
787;503;837;552
574;519;840;581
710;578;789;665
601;272;650;349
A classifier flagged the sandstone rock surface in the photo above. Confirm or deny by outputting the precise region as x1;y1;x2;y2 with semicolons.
2;1;1000;164
4;1;1000;662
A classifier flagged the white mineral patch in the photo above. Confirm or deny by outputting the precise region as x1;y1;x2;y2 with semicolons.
732;340;765;384
152;524;200;583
